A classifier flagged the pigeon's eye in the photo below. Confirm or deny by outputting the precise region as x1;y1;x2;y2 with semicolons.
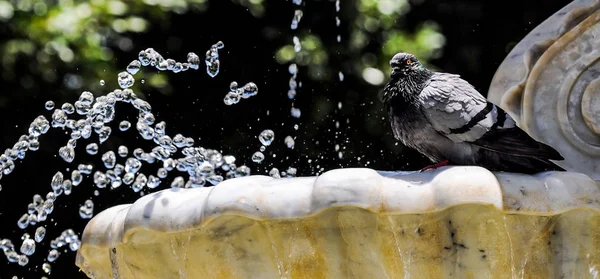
406;59;412;65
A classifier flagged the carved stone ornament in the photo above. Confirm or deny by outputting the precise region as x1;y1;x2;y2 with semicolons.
488;0;600;180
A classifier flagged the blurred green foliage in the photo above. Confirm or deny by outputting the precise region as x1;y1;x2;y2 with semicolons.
0;0;444;98
277;0;445;86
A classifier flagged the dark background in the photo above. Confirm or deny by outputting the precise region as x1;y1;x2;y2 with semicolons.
0;0;571;278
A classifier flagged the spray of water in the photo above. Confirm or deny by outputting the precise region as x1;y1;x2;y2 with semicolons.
0;42;300;274
0;1;327;275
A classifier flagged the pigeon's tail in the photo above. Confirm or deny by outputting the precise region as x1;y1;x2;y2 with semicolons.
474;148;565;174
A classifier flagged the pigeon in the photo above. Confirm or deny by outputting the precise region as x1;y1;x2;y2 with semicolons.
381;52;564;174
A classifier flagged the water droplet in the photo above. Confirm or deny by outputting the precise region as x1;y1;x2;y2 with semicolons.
117;72;135;88
289;64;297;75
223;91;240;105
252;152;265;163
157;168;168;179
101;151;116;169
338;71;344;81
79;199;94;219
240;82;258;99
51;172;64;193
205;42;223;77
70;170;82;186
86;143;98;155
146;175;161;189
18;254;29;266
119;120;131;131
0;239;14;251
125;157;142;173
171;176;185;188
46;192;56;202
291;10;303;30
206;174;223;186
45;101;55;110
293;36;301;52
259;145;266;152
34;226;46;243
269;168;281;178
93;171;109;188
126;60;141;75
286;167;298;177
63;179;73;195
291;107;301;118
42;263;51;274
99;80;105;86
259;129;275;146
51;109;67;128
284;136;295;148
98;126;111;143
118;145;129;157
132;173;147;192
17;214;29;229
20;238;35;256
229;81;238;91
236;165;251;177
47;249;59;262
61;102;75;114
187;52;200;70
78;164;93;174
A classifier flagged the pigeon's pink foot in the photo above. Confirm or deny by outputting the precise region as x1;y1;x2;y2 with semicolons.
420;160;449;172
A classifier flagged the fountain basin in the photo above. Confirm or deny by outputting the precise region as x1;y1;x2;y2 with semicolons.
76;167;600;278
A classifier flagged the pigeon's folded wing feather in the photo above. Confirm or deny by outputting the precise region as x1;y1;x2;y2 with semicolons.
418;73;492;143
418;73;563;160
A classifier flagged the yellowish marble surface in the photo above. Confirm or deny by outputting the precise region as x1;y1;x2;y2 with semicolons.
76;167;600;279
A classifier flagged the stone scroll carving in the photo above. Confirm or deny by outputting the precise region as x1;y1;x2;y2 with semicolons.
488;0;600;180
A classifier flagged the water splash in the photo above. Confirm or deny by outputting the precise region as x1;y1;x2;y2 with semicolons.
205;41;224;77
0;45;268;271
79;199;94;219
0;27;307;275
287;1;304;121
223;81;259;105
291;10;303;30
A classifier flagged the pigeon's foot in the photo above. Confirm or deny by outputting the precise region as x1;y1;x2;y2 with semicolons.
420;160;449;172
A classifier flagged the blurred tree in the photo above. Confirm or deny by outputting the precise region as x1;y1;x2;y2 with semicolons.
0;0;265;101
0;0;443;102
277;0;445;87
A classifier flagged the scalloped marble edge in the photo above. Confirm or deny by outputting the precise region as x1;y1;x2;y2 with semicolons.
79;167;600;248
487;0;600;122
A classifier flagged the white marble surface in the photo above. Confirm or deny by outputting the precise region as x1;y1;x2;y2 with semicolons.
79;167;600;248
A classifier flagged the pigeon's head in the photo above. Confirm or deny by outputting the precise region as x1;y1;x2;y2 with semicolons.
390;52;423;77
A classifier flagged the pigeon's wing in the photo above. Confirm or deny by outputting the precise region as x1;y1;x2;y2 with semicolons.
418;73;490;142
419;73;563;160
